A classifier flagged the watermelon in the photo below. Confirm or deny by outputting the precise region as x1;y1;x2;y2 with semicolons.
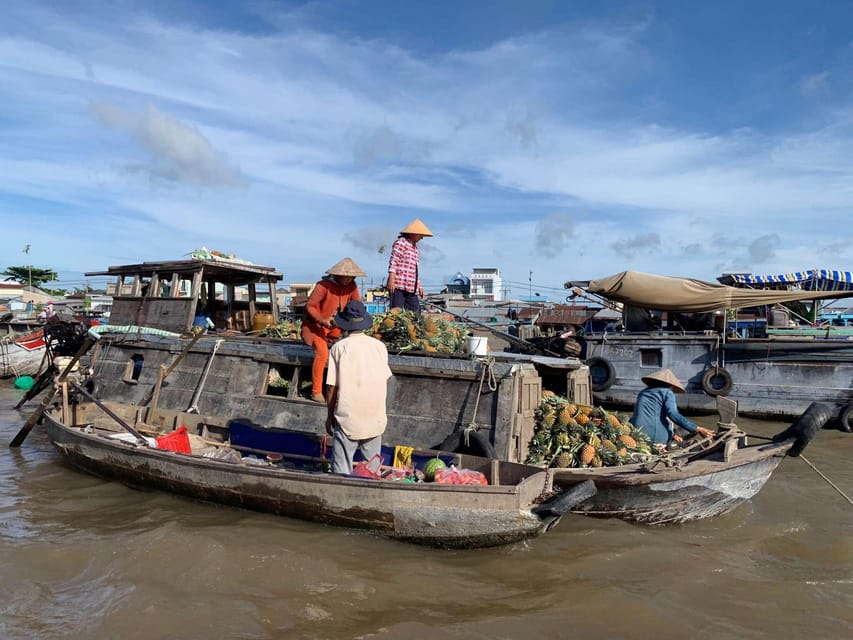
422;457;446;481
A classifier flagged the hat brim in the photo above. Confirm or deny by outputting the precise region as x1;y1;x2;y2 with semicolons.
334;315;373;332
641;374;685;392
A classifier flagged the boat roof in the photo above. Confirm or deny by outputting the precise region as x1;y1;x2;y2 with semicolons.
718;269;853;292
575;270;853;313
85;258;282;286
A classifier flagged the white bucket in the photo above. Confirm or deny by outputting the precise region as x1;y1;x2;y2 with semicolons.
465;335;489;356
54;356;80;372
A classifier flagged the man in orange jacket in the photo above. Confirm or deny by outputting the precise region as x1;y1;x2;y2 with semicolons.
301;257;366;403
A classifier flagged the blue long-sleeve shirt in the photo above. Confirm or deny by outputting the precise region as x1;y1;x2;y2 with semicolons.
631;387;698;444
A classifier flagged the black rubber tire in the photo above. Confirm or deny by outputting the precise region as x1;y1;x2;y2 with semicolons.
436;430;497;459
701;367;732;396
587;356;616;392
774;401;834;456
838;402;853;433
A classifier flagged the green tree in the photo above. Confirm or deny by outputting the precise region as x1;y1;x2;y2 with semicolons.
2;266;59;289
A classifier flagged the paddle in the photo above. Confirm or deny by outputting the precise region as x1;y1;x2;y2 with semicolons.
10;337;97;447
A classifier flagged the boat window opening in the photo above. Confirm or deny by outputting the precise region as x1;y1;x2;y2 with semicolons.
266;364;298;398
122;354;145;384
640;349;662;368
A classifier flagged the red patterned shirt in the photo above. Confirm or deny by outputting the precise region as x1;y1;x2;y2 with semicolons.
388;235;420;292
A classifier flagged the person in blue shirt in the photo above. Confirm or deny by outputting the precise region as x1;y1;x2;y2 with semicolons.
631;369;715;446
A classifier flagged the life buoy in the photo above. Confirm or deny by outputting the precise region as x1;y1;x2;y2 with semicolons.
586;357;616;392
838;402;853;433
701;367;732;396
436;429;496;459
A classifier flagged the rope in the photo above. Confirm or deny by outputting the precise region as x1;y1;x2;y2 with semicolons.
463;356;496;446
799;454;853;506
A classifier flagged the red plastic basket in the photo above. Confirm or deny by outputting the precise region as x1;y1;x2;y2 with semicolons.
156;426;191;454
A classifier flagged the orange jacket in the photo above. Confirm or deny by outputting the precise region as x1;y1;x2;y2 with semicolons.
302;278;361;341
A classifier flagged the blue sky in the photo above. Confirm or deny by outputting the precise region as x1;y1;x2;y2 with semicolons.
3;1;853;299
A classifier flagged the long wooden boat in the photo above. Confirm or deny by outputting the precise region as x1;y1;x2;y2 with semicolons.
570;270;853;426
41;399;595;548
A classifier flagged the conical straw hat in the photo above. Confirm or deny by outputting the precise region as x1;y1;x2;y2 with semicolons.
400;218;433;237
641;368;685;392
325;257;366;277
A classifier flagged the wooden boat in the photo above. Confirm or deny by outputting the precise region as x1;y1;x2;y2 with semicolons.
569;270;853;426
40;398;595;548
546;397;826;524
0;329;46;378
20;256;816;535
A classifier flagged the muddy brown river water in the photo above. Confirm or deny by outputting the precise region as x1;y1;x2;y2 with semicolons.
0;384;850;639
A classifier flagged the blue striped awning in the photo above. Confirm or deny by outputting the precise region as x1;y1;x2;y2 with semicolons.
721;269;853;292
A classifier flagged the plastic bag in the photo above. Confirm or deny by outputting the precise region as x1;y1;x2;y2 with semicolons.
434;466;488;485
351;454;383;479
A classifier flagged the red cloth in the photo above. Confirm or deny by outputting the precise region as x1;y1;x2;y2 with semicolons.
301;278;361;395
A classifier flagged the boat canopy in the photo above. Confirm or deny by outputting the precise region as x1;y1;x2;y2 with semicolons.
579;271;853;313
717;269;853;292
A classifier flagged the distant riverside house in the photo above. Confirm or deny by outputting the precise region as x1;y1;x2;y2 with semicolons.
0;282;56;313
469;268;503;302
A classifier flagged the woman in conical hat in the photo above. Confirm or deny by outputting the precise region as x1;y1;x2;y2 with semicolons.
301;257;365;403
387;219;433;312
631;368;715;445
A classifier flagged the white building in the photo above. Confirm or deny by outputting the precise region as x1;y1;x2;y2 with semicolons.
469;268;503;302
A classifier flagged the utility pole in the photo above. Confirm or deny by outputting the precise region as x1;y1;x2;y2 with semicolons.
23;244;31;289
528;270;532;299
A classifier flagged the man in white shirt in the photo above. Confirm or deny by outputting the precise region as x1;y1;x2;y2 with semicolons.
325;300;393;475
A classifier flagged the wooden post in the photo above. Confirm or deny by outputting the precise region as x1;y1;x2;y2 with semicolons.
146;364;168;424
60;381;69;425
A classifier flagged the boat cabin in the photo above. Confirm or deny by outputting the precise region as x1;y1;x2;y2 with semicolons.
86;258;282;334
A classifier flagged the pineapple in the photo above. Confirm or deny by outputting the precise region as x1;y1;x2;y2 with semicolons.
554;450;573;468
618;434;638;449
579;443;596;466
557;406;573;427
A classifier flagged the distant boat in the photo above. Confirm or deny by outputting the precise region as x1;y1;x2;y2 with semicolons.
0;329;46;378
569;269;853;428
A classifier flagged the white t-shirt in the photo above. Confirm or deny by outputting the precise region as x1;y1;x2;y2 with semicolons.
327;332;393;440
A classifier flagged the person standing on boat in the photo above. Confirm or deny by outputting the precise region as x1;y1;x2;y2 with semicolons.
387;218;433;312
325;300;393;475
302;258;365;403
631;369;715;446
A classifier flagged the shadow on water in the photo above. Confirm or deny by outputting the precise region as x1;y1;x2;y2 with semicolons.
0;384;851;639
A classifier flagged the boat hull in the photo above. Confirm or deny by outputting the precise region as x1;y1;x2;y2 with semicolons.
43;413;556;549
555;447;788;524
583;333;853;419
0;330;45;378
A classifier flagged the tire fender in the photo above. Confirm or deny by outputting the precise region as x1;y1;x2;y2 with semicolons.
838;402;853;433
586;356;616;392
436;429;496;459
701;367;732;396
774;401;834;456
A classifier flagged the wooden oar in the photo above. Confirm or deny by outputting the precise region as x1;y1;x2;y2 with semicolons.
10;337;97;448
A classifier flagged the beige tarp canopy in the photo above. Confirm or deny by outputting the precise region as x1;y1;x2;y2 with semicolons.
578;271;853;313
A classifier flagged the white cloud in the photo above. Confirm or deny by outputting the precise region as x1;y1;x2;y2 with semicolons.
91;103;246;187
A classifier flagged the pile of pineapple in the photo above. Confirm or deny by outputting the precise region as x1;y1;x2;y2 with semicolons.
369;310;468;354
526;391;654;468
260;319;303;339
